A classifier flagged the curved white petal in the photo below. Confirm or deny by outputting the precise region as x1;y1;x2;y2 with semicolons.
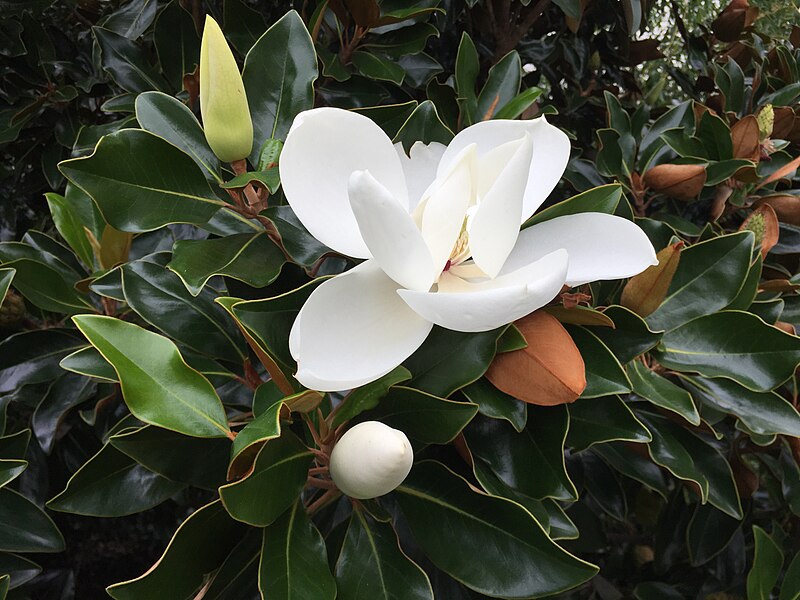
437;117;570;222
348;170;435;292
468;133;533;278
290;261;433;391
420;145;476;273
503;213;658;286
395;141;446;213
280;108;408;258
399;249;568;332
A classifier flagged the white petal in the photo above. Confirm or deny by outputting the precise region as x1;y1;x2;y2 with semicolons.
348;170;435;292
468;133;533;278
280;108;408;258
395;141;446;213
399;249;568;332
420;145;475;273
290;261;433;391
503;213;658;286
437;117;570;222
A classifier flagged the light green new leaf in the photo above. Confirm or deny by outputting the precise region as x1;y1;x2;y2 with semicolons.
259;500;336;600
72;315;230;438
395;461;597;598
59;129;223;233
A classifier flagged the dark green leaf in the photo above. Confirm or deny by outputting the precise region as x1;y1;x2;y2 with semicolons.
566;396;651;451
593;305;662;363
32;373;96;454
395;461;597;598
111;425;230;490
260;500;336;600
154;0;200;89
0;552;41;589
335;509;433;600
352;51;405;85
628;360;699;424
0;330;84;393
169;232;285;296
566;326;631;397
393;100;454;152
219;432;312;526
359;386;477;445
106;501;246;600
59;346;118;382
44;193;95;267
466;409;576;500
594;442;669;498
477;51;521;120
647;232;753;331
242;10;317;158
47;444;183;516
747;526;783;600
524;184;622;227
686;503;740;566
223;0;267;54
263;206;332;268
0;488;64;553
93;26;169;93
332;366;411;428
654;311;800;392
461;378;527;432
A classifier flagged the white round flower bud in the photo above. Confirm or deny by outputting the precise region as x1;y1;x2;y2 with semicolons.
329;421;413;499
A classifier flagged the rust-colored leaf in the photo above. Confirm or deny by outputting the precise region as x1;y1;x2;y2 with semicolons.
545;305;615;328
712;0;759;42
620;241;684;317
772;107;797;139
485;311;586;406
731;115;761;161
776;322;796;335
759;279;800;293
99;225;132;269
754;194;800;226
741;203;779;258
756;154;800;190
643;164;706;201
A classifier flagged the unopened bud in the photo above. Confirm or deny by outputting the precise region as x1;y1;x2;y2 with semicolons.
757;104;774;141
329;421;413;499
200;16;253;163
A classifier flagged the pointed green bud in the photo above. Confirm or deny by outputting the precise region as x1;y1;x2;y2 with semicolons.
200;16;253;163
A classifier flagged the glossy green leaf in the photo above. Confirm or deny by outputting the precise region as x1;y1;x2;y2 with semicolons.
462;377;527;432
219;432;312;526
169;232;285;296
32;372;96;454
494;87;543;120
0;460;25;489
106;501;246;600
747;526;783;600
335;509;433;600
59;346;117;381
0;552;41;589
0;269;12;306
593;306;663;364
0;258;92;314
454;33;479;126
352;51;405;84
566;326;631;397
153;0;200;89
647;232;753;331
135;91;222;182
59;129;223;233
594;442;669;498
686;503;740;566
0;329;84;393
47;444;183;516
527;185;623;229
202;529;261;600
259;500;336;600
223;0;267;54
93;26;169;93
567;396;651;451
780;552;800;600
655;311;800;392
121;259;245;361
332;366;411;428
44;193;94;266
466;408;576;500
262;206;332;268
229;388;283;479
0;488;64;553
638;412;742;518
404;326;505;398
395;461;597;598
242;10;317;159
360;386;478;445
111;425;230;490
683;375;800;436
478;51;521;120
0;574;7;598
73;315;230;438
628;360;699;424
393;100;454;152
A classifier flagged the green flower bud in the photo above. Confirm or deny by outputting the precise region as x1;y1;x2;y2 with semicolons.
757;104;774;141
200;16;253;163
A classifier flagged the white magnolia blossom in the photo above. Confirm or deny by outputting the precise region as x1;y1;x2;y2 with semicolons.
279;107;657;392
329;421;413;499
